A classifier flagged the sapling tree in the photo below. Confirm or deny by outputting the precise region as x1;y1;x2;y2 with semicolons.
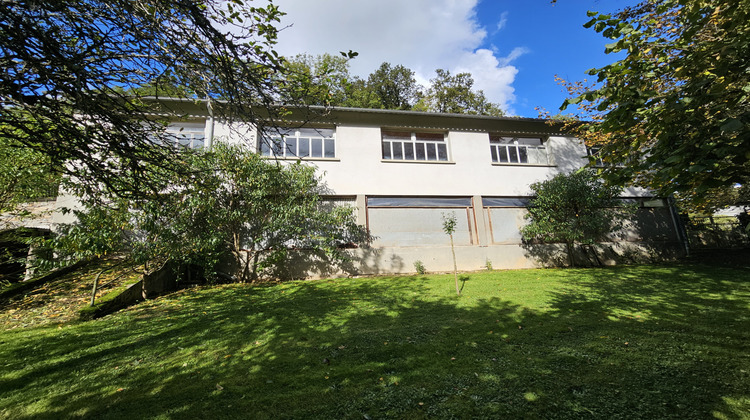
521;169;633;267
442;212;460;296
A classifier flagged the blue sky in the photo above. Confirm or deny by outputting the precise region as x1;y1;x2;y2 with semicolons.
273;0;638;117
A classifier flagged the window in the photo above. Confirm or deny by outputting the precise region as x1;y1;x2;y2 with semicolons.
586;146;629;167
381;130;449;162
152;123;206;149
260;127;335;159
489;135;547;165
586;146;605;166
482;197;530;244
367;197;475;246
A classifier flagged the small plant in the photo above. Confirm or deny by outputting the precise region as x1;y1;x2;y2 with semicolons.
485;258;493;271
413;260;426;275
441;212;460;296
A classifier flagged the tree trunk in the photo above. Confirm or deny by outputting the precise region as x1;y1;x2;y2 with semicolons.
451;234;460;296
90;270;104;306
566;242;575;267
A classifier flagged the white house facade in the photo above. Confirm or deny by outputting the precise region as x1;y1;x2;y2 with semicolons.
45;100;685;276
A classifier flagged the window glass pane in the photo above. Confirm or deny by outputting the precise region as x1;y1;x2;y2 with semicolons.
367;197;472;207
260;140;271;156
437;144;448;161
403;142;414;160
298;138;310;157
498;147;509;162
482;197;531;207
490;146;498;162
518;146;528;163
508;147;519;163
285;137;297;157
382;131;411;141
382;141;392;159
392;141;403;160
517;137;543;146
324;138;335;158
415;143;426;160
415;132;444;142
300;128;333;138
426;143;436;160
311;138;323;157
272;139;283;156
192;136;205;149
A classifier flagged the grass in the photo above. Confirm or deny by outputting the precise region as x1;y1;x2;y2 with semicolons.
0;261;749;419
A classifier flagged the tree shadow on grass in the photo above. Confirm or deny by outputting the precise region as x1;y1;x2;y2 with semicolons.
0;266;748;419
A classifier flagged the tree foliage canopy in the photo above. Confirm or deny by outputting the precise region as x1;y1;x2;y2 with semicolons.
363;63;421;110
560;0;749;211
277;56;504;116
415;69;504;116
1;0;289;200
279;53;352;107
521;170;632;266
0;135;59;213
51;143;370;282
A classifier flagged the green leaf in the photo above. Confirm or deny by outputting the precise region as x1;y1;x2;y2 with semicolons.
720;118;743;133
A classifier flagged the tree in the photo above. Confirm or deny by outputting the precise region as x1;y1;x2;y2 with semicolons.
0;136;59;214
521;170;632;267
441;212;460;296
50;143;370;282
560;0;750;211
365;62;421;110
280;53;354;107
415;69;504;116
1;0;289;201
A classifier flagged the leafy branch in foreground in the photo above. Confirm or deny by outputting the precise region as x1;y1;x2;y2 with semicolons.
1;0;292;201
558;0;749;212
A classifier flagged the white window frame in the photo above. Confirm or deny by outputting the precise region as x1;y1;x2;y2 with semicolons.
152;123;206;149
489;135;547;165
381;130;450;162
260;127;336;159
586;146;605;167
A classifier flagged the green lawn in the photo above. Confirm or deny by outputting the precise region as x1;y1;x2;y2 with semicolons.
1;263;749;419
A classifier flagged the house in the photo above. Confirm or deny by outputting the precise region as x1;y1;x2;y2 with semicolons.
43;99;685;276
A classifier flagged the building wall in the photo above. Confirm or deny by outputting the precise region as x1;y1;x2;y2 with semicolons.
45;105;685;276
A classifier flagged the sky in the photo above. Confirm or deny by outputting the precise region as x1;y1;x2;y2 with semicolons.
271;0;638;117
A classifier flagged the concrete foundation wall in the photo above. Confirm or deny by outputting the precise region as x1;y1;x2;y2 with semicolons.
272;239;685;279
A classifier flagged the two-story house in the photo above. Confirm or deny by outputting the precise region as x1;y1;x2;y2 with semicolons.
47;98;685;276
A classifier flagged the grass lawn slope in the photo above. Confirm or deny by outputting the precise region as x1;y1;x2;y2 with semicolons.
1;262;749;419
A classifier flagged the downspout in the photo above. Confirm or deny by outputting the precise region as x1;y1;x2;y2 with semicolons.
667;196;690;257
205;98;215;150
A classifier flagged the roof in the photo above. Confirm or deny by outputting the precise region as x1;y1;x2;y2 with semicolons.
141;97;568;136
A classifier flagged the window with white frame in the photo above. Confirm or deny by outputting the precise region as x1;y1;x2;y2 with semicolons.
586;146;605;166
381;130;449;162
151;123;206;149
489;135;547;165
260;127;336;159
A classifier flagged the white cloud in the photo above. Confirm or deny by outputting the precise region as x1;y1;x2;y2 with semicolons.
273;0;525;112
495;11;509;32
